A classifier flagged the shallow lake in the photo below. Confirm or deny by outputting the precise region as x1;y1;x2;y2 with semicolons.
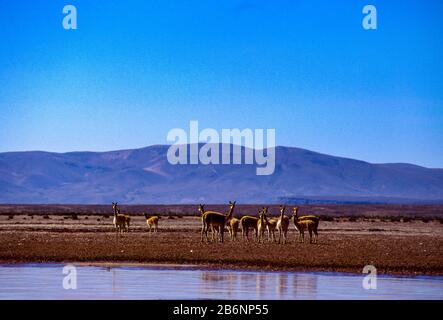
0;264;442;299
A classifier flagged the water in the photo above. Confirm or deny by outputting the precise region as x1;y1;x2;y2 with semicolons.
0;264;442;299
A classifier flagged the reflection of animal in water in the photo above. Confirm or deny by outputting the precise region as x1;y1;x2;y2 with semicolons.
292;207;319;244
292;273;318;299
256;273;266;297
276;205;290;244
277;273;289;296
143;213;160;232
200;201;236;243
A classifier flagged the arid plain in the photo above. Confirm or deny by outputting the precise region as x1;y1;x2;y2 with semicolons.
0;204;442;275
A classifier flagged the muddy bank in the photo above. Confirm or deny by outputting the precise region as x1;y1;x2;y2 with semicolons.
0;214;442;275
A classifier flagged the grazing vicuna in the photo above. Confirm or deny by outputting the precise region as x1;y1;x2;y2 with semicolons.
143;213;160;232
200;201;236;243
276;205;290;244
292;207;319;244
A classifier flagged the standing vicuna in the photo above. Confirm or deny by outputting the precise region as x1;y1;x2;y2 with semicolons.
240;211;259;242
116;203;131;232
143;213;160;232
257;207;268;243
227;216;240;241
198;204;217;241
112;202;127;234
264;210;278;242
292;207;319;244
200;201;236;243
276;205;290;244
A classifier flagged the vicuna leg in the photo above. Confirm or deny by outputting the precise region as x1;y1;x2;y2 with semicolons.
201;223;207;242
220;226;224;243
244;228;249;242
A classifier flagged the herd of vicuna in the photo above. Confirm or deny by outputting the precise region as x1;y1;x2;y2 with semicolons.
111;201;319;244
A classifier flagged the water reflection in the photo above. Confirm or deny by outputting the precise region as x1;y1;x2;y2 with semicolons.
0;264;442;300
256;273;266;299
292;273;318;299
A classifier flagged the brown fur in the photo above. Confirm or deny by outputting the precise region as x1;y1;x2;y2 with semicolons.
240;215;259;242
276;205;290;244
264;216;278;242
292;207;319;243
200;201;236;243
112;202;128;234
144;213;160;232
257;208;268;243
227;217;240;241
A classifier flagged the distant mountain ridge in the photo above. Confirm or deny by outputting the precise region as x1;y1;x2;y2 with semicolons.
1;144;443;204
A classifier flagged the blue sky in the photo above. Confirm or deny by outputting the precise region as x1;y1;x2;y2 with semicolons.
0;0;442;167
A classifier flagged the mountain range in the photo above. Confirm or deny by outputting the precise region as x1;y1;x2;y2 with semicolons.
1;144;443;204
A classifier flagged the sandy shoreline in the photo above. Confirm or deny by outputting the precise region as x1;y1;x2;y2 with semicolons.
1;261;442;278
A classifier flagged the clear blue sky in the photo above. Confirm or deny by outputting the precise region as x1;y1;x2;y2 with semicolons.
0;0;442;167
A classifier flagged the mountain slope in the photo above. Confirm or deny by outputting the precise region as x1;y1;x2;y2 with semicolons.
0;144;442;204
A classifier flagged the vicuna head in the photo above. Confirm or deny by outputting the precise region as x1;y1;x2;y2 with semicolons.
226;201;236;220
112;202;118;215
228;201;236;212
292;207;299;219
198;204;205;215
279;205;286;217
259;207;268;222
